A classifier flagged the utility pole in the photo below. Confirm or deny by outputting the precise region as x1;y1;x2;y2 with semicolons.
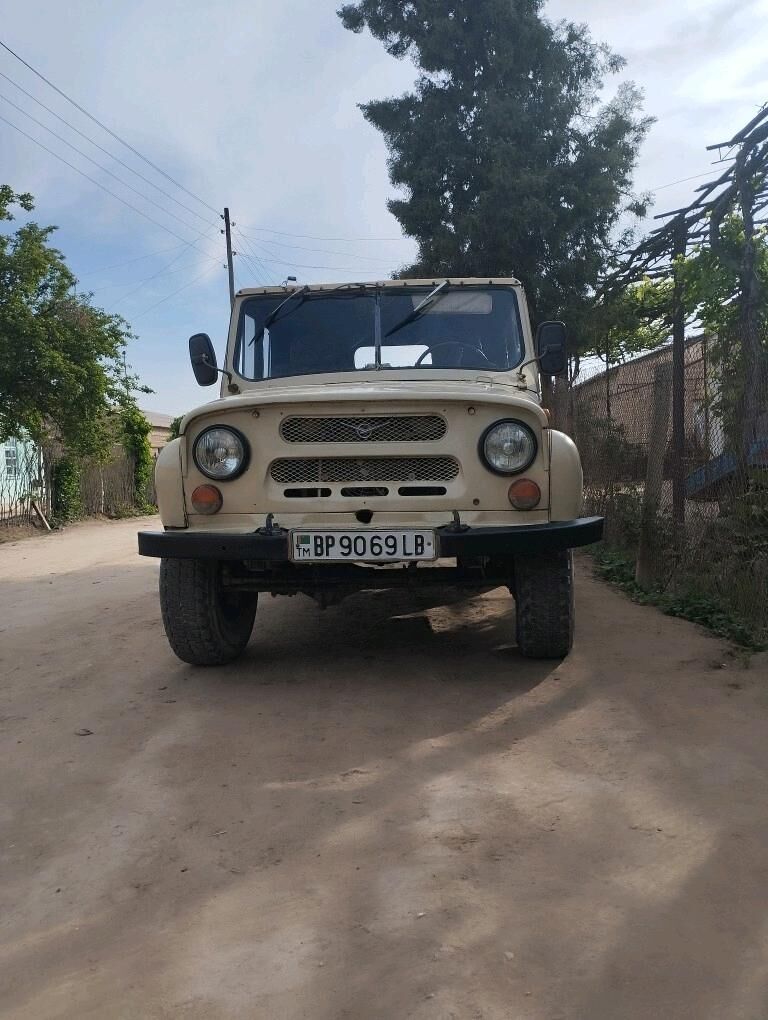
222;207;235;307
122;346;130;400
671;220;687;534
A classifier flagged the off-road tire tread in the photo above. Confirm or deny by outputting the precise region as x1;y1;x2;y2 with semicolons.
514;550;574;659
159;558;257;666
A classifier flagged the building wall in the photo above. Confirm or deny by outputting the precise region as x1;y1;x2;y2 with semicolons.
1;437;42;519
141;412;174;458
572;339;709;450
148;425;172;456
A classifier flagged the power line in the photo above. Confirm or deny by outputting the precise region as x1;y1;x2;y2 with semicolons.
240;173;742;245
235;225;280;285
242;234;395;274
240;225;411;243
0;111;212;250
233;228;274;286
230;232;268;285
131;265;216;321
236;249;272;287
650;169;727;192
0;37;220;216
238;251;273;287
0;90;213;235
78;242;191;276
88;252;219;294
0;69;212;226
240;239;396;273
112;225;219;307
242;231;411;263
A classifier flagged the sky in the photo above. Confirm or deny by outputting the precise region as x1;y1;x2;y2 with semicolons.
1;0;767;414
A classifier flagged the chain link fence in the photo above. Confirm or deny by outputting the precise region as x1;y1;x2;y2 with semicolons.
554;334;768;646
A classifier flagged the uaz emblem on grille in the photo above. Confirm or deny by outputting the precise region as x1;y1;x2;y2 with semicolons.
347;420;385;440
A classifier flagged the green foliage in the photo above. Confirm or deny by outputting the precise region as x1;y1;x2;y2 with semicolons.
607;486;643;548
119;404;155;512
592;546;763;650
51;456;83;524
169;415;183;441
579;275;673;362
679;220;768;453
591;547;636;585
0;186;146;456
577;414;636;480
338;0;652;330
681;219;768;339
593;220;768;447
692;479;768;618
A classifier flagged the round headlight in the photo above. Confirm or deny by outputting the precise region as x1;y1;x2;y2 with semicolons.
193;426;249;480
480;419;537;475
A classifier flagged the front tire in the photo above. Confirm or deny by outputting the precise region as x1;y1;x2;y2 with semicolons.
514;550;574;659
159;558;257;666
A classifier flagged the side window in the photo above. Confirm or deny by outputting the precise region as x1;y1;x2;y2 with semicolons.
236;314;256;379
235;311;271;381
4;446;18;477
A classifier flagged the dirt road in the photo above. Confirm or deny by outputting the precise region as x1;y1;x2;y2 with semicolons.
1;517;767;1020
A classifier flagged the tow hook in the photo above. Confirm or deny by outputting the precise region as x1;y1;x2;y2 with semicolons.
445;509;469;533
256;513;281;536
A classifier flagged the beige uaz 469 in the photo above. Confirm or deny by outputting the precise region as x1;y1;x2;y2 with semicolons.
139;278;603;665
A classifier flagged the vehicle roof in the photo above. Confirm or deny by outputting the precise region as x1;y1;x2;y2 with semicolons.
235;277;522;297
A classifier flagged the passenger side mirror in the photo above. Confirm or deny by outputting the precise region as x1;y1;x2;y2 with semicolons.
535;321;567;376
189;333;219;386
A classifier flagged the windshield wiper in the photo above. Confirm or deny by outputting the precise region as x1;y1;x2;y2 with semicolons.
383;279;450;338
248;285;310;346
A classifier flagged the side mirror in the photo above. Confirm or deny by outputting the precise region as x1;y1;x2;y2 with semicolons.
535;321;567;376
189;333;219;386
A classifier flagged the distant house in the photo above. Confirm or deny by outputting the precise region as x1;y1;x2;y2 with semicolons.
571;336;768;496
572;337;709;451
142;411;175;457
1;435;43;522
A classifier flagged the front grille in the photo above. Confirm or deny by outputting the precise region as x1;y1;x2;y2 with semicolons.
270;456;460;485
280;414;446;444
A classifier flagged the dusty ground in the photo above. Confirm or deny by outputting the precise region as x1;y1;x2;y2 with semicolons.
1;517;767;1020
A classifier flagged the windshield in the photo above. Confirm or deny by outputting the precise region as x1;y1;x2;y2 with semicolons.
233;285;524;381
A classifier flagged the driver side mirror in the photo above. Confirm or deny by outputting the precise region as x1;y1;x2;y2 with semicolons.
535;321;567;376
189;333;219;386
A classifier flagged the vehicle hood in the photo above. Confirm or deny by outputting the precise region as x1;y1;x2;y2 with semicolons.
180;376;544;432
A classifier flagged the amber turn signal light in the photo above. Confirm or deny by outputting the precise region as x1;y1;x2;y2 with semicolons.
191;484;223;515
508;478;541;509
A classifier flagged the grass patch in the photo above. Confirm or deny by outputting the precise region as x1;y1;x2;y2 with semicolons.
591;546;765;651
107;503;157;520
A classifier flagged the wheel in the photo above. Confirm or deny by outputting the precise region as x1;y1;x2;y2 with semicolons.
159;558;257;666
513;550;574;659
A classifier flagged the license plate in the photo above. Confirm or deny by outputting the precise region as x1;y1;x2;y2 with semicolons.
290;529;436;562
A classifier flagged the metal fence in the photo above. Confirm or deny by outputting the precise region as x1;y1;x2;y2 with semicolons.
554;334;768;645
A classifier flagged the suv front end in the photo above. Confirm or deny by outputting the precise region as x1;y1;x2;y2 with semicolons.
139;279;602;664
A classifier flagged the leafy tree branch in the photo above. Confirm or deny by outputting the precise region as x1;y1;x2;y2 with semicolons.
0;185;148;458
